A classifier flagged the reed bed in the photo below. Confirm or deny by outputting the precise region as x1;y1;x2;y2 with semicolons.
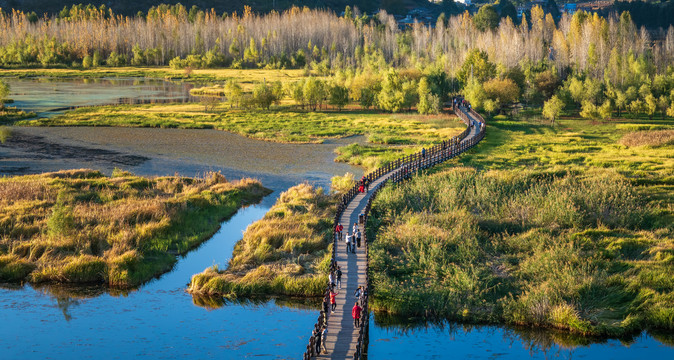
368;168;673;336
188;183;335;298
0;169;269;287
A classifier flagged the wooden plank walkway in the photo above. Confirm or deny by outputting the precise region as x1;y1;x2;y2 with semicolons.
315;108;483;359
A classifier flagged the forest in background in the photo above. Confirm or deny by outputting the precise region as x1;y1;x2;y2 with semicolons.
4;2;674;121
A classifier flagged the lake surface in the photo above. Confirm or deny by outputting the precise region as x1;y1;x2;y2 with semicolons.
5;77;197;117
1;77;672;359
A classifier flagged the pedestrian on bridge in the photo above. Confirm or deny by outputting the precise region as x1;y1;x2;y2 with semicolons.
336;266;342;289
335;223;343;241
328;271;335;289
356;229;361;248
345;232;353;253
320;326;327;354
352;302;362;327
330;289;338;312
315;326;324;354
354;286;362;300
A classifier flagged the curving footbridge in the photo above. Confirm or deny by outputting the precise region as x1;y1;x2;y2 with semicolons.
303;104;486;359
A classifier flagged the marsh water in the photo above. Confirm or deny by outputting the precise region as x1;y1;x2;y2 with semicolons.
1;77;672;359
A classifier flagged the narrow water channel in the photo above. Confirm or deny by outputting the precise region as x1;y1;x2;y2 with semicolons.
1;77;672;359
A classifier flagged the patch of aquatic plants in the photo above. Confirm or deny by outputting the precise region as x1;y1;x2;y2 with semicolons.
0;169;270;287
0;107;36;123
188;183;336;298
368;168;673;336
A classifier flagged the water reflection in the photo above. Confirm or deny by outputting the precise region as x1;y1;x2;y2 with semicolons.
5;77;198;116
191;293;321;311
370;314;674;359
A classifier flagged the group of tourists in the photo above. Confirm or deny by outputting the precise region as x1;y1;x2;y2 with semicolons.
453;96;472;111
358;175;370;193
335;221;363;254
316;262;367;355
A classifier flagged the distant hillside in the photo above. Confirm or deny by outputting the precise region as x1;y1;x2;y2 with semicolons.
0;0;441;16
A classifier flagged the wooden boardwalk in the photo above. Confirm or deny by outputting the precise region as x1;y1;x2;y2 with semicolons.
315;108;483;359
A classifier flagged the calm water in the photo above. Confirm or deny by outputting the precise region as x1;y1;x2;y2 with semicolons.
1;77;672;359
369;319;674;359
5;77;197;117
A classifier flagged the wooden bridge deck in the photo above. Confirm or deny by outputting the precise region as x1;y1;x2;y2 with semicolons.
316;109;482;359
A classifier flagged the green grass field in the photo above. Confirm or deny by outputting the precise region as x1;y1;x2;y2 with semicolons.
367;116;674;336
0;169;270;287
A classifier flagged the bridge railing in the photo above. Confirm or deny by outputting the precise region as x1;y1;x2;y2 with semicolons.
303;105;486;360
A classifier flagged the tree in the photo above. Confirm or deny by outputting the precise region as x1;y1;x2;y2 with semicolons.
645;94;657;119
543;95;564;125
328;84;349;111
377;69;405;113
0;80;9;109
483;99;498;117
463;78;487;110
483;78;520;110
614;90;628;117
252;82;275;110
425;68;452;102
474;5;500;32
92;51;102;67
658;95;669;119
401;81;418;111
667;101;674;118
499;1;518;21
224;80;243;108
598;100;612;121
82;54;93;68
629;99;645;118
534;70;559;100
457;49;496;86
289;80;306;108
304;78;326;111
418;77;440;115
580;100;600;121
200;96;220;112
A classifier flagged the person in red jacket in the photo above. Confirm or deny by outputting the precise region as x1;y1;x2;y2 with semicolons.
352;302;362;327
335;223;343;241
330;289;338;312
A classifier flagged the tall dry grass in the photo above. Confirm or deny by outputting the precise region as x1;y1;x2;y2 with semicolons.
0;169;269;287
368;168;673;336
189;183;335;297
619;130;674;147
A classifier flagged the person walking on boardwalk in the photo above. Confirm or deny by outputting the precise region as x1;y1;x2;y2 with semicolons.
352;222;358;234
356;228;361;248
354;285;362;300
315;326;323;354
345;232;352;253
330;289;338;312
335;222;343;241
336;266;343;289
352;302;362;327
328;271;335;289
421;147;426;159
320;326;328;354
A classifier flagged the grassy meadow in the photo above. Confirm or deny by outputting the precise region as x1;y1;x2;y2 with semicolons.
367;116;674;336
18;103;464;170
0;169;270;287
188;183;335;298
